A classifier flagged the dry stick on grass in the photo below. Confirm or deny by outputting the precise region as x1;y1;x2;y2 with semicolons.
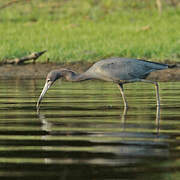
0;0;30;10
3;50;47;65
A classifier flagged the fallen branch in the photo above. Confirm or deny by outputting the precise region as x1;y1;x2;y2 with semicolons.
0;0;30;10
3;50;47;65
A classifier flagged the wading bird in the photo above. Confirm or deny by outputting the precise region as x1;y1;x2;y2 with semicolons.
36;58;175;111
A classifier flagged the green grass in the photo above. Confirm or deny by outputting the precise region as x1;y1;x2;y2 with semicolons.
0;0;179;63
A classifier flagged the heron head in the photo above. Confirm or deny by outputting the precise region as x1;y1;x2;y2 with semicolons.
36;70;62;111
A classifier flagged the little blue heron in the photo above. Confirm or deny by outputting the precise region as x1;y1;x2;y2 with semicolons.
36;58;175;110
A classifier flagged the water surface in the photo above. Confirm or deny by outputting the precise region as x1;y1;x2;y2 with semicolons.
0;79;180;179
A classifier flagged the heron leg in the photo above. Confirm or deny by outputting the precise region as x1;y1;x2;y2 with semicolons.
154;82;160;107
117;79;160;106
126;79;160;107
137;80;160;107
117;83;128;108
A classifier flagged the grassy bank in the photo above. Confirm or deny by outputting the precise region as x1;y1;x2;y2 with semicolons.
0;0;179;63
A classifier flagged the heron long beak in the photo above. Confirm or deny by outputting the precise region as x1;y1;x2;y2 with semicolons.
36;81;52;111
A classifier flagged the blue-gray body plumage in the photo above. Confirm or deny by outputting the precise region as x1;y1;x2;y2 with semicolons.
85;58;168;82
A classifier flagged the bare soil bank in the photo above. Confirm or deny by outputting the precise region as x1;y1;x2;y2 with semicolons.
0;63;180;81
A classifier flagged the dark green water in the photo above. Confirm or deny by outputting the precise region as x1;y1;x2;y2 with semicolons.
0;79;180;180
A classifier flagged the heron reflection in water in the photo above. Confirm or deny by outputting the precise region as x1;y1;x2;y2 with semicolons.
38;105;161;137
36;58;176;111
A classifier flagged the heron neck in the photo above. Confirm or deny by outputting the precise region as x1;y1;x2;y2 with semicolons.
62;70;92;82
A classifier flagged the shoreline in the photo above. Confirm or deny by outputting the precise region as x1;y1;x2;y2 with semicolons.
0;62;180;81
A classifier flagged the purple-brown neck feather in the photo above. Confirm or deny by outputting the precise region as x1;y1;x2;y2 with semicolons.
49;69;92;82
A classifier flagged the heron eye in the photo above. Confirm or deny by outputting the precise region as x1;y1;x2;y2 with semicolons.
47;79;50;82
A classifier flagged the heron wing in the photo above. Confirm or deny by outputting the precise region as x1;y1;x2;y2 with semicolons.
88;58;168;81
